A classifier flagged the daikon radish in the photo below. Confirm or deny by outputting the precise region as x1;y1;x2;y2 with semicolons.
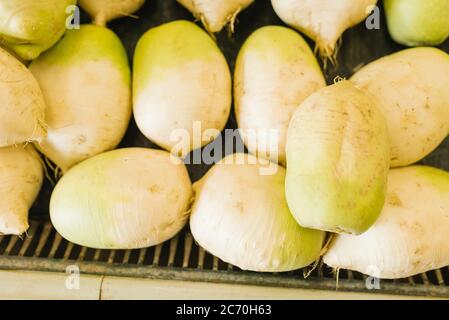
50;148;193;249
190;153;325;272
0;47;46;148
234;26;325;165
324;166;449;279
29;25;132;173
286;81;390;235
0;145;43;235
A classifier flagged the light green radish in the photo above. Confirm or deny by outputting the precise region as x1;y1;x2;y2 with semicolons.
29;25;132;173
0;47;46;147
0;0;77;60
271;0;378;59
235;26;325;165
133;21;231;157
190;153;325;272
285;81;390;235
79;0;146;26
324;166;449;279
351;48;449;167
0;145;43;235
384;0;449;46
177;0;254;33
50;148;192;249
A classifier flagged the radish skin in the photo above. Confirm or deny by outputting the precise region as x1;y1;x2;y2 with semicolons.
177;0;254;33
324;166;449;279
234;26;325;165
271;0;378;58
384;0;449;46
190;153;325;272
0;0;77;60
79;0;146;26
0;47;46;148
285;81;390;235
133;21;231;157
30;25;132;173
50;148;193;249
0;145;43;235
351;48;449;167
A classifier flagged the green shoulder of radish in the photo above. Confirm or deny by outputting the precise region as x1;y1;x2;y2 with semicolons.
271;0;378;60
234;26;326;165
0;47;46;147
324;166;449;279
29;24;132;174
177;0;254;33
351;47;449;168
190;153;325;272
384;0;449;47
50;148;192;249
285;80;390;235
133;20;231;157
0;145;43;236
79;0;146;26
0;0;77;60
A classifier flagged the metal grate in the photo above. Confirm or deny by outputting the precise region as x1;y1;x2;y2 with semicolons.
0;219;448;298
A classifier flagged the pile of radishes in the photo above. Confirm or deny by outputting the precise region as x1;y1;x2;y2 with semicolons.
1;0;449;281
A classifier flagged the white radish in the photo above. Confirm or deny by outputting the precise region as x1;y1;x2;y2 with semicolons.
190;153;325;272
324;166;449;279
29;25;132;173
50;148;193;249
234;26;326;165
79;0;146;26
0;145;43;235
351;47;449;167
0;47;46;148
0;0;77;60
177;0;254;33
133;20;231;157
271;0;378;59
285;81;390;235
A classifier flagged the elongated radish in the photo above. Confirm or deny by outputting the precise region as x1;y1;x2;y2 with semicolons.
271;0;378;59
0;47;46;148
177;0;254;33
50;148;192;249
133;21;231;157
384;0;449;46
351;48;449;167
190;153;325;272
235;26;326;165
324;166;449;279
286;81;390;235
0;145;43;235
0;0;76;60
79;0;146;26
29;25;132;173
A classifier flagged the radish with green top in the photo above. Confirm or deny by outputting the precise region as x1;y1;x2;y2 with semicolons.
0;145;43;236
190;153;325;272
0;47;46;147
29;25;132;173
324;166;449;279
351;48;449;167
50;148;193;249
133;21;231;157
285;81;390;235
0;0;77;60
271;0;378;59
177;0;254;33
79;0;146;26
234;26;326;165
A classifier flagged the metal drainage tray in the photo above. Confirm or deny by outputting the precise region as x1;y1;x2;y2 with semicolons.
1;0;449;299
